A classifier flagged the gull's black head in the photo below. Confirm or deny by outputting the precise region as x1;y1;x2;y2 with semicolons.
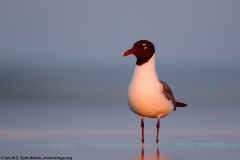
123;40;155;65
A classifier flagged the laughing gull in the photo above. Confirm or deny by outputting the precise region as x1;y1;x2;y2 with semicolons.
123;40;187;143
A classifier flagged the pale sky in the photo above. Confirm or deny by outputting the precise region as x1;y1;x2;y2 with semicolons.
0;0;239;69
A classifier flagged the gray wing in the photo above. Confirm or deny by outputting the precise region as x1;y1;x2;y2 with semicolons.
159;80;177;110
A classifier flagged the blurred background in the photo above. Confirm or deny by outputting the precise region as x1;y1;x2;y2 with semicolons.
0;0;240;141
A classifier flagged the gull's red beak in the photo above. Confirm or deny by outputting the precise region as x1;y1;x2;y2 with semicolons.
123;49;133;57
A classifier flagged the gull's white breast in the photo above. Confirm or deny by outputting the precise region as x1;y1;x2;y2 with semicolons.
127;55;174;118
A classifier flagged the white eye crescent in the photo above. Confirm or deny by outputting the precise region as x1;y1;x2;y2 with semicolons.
142;44;147;49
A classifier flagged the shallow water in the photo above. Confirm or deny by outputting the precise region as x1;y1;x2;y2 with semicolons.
0;100;240;159
1;68;240;159
1;138;240;160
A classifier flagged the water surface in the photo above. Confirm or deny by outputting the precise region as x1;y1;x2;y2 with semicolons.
1;138;240;160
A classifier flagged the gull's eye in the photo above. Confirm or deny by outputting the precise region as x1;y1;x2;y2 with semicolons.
141;44;147;49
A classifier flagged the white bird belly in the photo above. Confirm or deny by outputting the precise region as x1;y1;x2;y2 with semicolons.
128;82;174;118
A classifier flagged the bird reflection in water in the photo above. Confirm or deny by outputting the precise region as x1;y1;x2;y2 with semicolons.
133;143;170;160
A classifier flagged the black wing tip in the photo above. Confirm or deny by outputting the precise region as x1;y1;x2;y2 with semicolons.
175;102;188;107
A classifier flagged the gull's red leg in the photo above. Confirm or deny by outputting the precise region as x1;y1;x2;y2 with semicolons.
141;143;144;160
141;117;144;143
156;118;160;143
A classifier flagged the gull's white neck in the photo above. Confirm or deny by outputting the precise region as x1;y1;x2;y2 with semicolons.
132;54;159;83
